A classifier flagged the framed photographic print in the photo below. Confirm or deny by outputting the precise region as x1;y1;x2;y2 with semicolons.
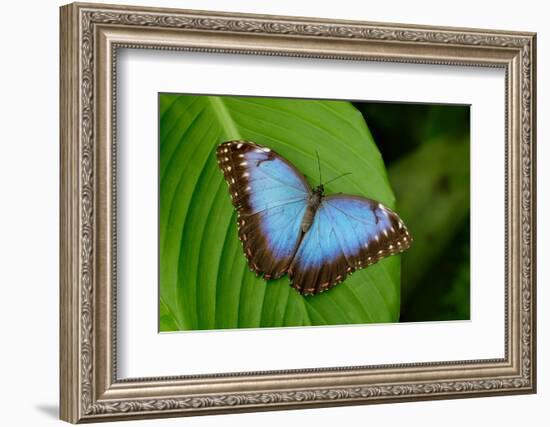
59;2;537;423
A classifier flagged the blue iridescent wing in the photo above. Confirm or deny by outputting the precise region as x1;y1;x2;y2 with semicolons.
217;141;310;279
289;195;411;295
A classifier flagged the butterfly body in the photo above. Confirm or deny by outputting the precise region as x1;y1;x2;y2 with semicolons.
217;140;411;295
302;185;323;233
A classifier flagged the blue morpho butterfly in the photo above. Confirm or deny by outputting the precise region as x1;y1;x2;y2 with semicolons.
216;141;412;296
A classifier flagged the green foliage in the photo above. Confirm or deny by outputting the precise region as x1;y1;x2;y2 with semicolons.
400;219;470;321
388;137;470;302
358;102;471;321
159;94;401;331
356;103;469;163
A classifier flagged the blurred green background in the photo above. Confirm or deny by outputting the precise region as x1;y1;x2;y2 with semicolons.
353;102;470;322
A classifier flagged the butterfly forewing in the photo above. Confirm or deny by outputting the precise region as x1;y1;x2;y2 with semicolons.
289;195;411;295
217;141;311;279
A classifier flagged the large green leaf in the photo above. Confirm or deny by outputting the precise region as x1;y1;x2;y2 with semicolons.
159;94;401;331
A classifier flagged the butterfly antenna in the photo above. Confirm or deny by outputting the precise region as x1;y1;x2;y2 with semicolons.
315;150;322;185
324;172;352;186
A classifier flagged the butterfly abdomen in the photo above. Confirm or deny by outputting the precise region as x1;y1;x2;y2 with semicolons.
301;189;323;233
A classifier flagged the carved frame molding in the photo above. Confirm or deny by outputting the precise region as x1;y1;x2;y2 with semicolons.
60;2;536;423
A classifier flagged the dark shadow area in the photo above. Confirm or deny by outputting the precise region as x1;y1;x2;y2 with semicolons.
35;403;58;419
354;101;471;322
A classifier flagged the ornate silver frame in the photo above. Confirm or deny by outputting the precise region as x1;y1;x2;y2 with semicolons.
60;2;537;423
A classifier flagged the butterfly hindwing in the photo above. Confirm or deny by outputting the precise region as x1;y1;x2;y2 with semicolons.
289;195;411;295
217;141;310;279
